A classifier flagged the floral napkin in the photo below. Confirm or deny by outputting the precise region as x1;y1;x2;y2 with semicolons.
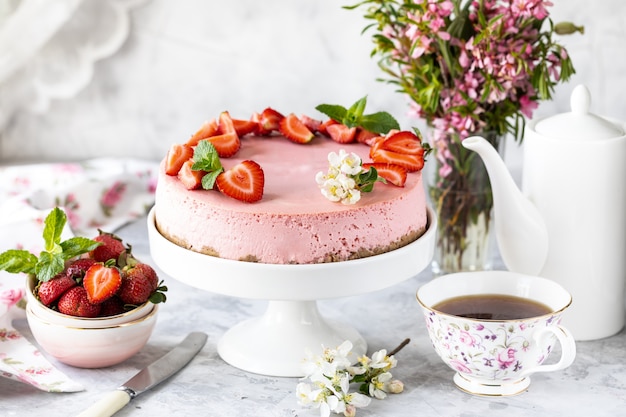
0;158;158;392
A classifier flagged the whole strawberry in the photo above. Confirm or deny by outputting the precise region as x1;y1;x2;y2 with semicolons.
119;262;166;305
90;231;126;263
99;296;126;317
57;286;101;317
65;258;97;280
37;274;77;306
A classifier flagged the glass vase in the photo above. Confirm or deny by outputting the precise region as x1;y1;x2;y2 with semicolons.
428;130;502;275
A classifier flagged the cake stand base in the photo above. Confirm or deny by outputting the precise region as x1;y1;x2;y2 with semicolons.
217;300;366;377
147;207;436;378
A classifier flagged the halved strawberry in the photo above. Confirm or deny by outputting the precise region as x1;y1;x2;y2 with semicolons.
232;118;258;136
204;133;240;158
326;124;357;144
317;119;339;136
300;114;322;133
218;111;236;135
258;108;284;133
186;119;219;146
279;113;315;144
82;263;122;304
362;162;408;187
356;129;381;146
178;160;206;190
199;111;240;157
369;135;386;159
216;160;265;203
165;143;194;176
251;112;269;135
380;131;423;155
371;148;425;172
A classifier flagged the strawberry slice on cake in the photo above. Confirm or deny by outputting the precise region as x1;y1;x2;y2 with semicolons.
279;113;315;144
216;160;265;203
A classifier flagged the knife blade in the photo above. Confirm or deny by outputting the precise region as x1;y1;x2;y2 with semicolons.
77;332;208;417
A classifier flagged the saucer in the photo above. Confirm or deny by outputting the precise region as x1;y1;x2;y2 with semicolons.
453;373;531;396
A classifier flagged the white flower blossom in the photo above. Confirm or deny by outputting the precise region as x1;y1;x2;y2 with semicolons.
327;340;354;367
298;340;403;417
296;382;321;406
369;372;393;399
370;349;397;370
315;171;329;185
318;177;347;203
303;341;353;381
329;373;371;416
316;150;365;205
345;392;372;409
342;187;361;205
328;150;363;176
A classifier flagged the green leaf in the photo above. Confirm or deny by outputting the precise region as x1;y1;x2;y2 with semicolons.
317;98;400;133
347;96;368;119
0;250;38;274
191;141;225;190
201;170;222;190
35;251;65;282
315;104;347;122
192;141;223;172
359;166;379;183
60;237;101;260
149;282;168;304
343;97;369;128
360;183;375;193
359;111;401;134
43;207;67;252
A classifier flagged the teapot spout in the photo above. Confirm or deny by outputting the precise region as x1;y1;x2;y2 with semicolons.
462;136;548;275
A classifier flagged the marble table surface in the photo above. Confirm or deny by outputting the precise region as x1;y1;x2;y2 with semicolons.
2;216;625;417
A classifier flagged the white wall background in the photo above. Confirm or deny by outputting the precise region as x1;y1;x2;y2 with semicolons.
0;0;624;164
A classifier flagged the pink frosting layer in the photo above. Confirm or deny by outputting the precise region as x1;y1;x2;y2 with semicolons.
155;135;428;264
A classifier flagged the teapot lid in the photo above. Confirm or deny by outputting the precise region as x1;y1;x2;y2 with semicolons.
534;85;624;140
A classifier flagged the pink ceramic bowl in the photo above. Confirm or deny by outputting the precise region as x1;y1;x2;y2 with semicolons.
26;301;158;368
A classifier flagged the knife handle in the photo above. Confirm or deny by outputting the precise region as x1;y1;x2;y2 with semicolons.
76;390;131;417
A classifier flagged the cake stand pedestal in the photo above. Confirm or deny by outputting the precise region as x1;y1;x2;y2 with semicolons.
147;207;436;377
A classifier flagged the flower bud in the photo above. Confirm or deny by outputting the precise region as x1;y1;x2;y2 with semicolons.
344;405;357;417
554;22;584;35
386;379;405;394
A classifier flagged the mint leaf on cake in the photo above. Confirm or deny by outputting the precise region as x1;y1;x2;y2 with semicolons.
192;140;225;190
315;96;400;134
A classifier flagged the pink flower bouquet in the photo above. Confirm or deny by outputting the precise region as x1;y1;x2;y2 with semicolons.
349;0;582;272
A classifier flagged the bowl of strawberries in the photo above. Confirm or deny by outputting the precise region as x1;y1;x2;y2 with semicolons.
0;207;167;368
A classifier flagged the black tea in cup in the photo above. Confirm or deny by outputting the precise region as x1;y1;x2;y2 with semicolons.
432;294;552;320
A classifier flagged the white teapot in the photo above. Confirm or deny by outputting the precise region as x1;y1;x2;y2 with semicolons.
462;85;626;341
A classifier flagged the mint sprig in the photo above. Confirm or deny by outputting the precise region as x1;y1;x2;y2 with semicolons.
0;207;101;282
315;96;400;134
192;140;225;190
356;166;387;193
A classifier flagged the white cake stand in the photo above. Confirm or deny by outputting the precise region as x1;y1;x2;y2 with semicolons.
147;207;436;377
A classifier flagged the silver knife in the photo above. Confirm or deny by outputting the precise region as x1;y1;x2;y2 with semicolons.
77;332;208;417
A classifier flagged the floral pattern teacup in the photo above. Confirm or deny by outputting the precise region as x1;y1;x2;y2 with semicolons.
416;271;576;396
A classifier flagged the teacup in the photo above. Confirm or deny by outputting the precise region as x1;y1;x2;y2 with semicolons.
416;270;576;396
